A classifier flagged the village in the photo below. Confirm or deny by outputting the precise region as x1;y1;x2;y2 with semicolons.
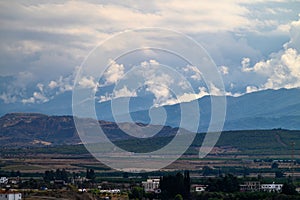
1;167;300;200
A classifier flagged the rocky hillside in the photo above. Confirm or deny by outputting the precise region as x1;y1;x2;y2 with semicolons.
0;113;178;147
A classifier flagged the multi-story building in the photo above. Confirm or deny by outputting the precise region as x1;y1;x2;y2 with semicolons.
0;192;22;200
0;178;8;185
260;183;283;193
240;181;261;192
142;178;160;193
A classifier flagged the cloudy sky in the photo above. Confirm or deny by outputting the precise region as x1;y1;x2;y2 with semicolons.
0;0;300;106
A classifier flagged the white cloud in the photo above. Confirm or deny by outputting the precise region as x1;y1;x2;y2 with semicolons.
37;83;44;92
183;65;202;80
163;84;241;105
246;85;259;93
163;86;209;105
21;97;35;104
103;59;125;85
78;76;99;91
262;48;300;89
1;1;299;105
243;16;300;92
33;92;48;103
0;93;17;104
145;73;174;106
114;86;137;98
48;80;58;89
47;69;77;95
219;66;229;75
98;59;235;106
241;57;251;72
99;85;137;103
22;91;49;104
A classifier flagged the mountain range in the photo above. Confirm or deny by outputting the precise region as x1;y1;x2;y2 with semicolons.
1;88;300;131
1;113;300;157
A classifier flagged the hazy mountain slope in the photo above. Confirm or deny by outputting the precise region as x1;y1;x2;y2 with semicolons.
125;88;300;131
1;88;300;131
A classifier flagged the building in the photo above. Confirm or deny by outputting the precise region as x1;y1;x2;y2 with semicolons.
99;189;121;194
240;181;283;193
142;179;160;193
0;192;22;200
240;181;261;192
0;178;8;185
260;183;283;192
193;185;207;192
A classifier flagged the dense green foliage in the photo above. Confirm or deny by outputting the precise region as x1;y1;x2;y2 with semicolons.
160;171;191;199
205;174;240;193
2;129;299;156
192;192;300;200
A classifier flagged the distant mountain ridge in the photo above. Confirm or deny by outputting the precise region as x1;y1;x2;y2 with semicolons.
123;88;300;131
0;88;300;131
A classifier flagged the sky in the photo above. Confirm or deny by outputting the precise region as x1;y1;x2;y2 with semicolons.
0;0;300;106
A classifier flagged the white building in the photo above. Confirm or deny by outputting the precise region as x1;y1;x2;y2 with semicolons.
0;177;8;184
99;189;121;194
261;183;283;192
0;192;22;200
240;181;261;192
142;179;160;192
193;185;207;192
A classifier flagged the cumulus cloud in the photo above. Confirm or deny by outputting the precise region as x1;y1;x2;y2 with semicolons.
164;83;240;106
103;60;125;85
0;93;17;104
1;1;299;106
50;75;73;94
260;48;300;89
243;17;300;92
37;83;44;93
241;57;251;72
99;86;137;102
246;85;259;93
163;87;208;105
78;76;99;91
183;65;202;80
21;84;49;104
48;81;58;89
97;59;236;106
219;66;229;75
21;97;35;104
98;59;207;106
140;60;175;106
33;92;48;102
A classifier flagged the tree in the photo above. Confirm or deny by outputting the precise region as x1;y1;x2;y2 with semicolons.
123;172;129;178
281;183;297;195
275;171;284;178
160;172;191;199
174;194;183;200
205;174;240;193
130;186;144;199
44;170;55;182
271;162;279;169
86;169;95;182
183;170;191;199
222;174;240;193
16;171;21;177
60;169;68;182
202;166;214;176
